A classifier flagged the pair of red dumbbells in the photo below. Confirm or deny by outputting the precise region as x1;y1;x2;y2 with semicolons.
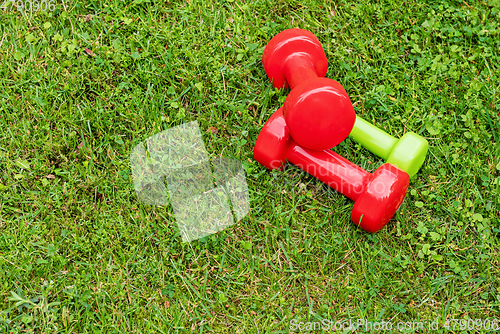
253;29;410;233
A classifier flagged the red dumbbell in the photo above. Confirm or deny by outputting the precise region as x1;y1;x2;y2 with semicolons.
262;28;356;150
253;108;409;232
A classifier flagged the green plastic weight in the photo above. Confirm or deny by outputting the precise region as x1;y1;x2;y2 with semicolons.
349;117;428;178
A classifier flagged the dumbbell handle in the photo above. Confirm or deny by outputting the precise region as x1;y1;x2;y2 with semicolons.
283;55;319;89
285;140;370;201
349;116;428;178
349;117;398;160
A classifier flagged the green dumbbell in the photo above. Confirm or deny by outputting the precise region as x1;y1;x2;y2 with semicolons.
349;117;428;178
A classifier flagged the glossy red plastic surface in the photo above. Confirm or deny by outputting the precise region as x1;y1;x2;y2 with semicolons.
262;28;328;89
286;144;369;201
263;29;355;150
352;164;409;232
283;77;356;151
253;108;290;170
253;108;410;232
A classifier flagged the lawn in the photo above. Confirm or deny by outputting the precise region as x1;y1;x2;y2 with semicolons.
0;0;499;332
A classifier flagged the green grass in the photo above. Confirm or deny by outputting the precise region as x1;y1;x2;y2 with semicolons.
1;0;500;332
